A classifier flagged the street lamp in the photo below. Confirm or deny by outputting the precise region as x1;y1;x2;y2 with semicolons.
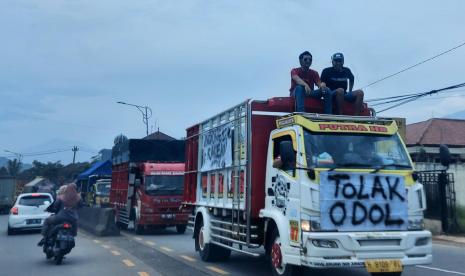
4;149;23;163
117;101;153;136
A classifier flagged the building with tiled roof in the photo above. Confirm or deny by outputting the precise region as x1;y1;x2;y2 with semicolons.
407;118;465;163
143;130;176;141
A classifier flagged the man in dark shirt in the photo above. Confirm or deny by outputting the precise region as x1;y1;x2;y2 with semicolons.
290;51;336;114
321;53;364;115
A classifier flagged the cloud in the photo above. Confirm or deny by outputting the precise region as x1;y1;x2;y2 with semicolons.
1;0;464;163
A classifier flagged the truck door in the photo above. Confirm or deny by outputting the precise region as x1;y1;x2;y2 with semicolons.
270;131;301;246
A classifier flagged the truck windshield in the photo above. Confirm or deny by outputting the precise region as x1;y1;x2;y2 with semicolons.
144;175;184;196
303;130;412;170
96;184;111;195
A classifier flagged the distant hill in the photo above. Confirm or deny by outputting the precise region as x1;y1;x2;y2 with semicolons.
444;109;465;120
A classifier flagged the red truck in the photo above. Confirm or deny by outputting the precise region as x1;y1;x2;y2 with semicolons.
111;138;188;234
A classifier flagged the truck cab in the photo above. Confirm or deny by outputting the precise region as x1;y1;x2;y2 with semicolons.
87;178;111;207
134;162;187;234
262;114;429;275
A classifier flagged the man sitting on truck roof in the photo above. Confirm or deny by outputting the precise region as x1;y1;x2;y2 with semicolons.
321;53;365;115
290;51;337;114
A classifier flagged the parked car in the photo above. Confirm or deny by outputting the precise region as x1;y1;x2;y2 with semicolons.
7;193;53;235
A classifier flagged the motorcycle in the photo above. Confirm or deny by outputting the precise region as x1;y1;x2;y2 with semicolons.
42;222;75;265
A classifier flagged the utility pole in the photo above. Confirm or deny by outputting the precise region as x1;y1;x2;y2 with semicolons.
72;146;79;164
116;101;152;137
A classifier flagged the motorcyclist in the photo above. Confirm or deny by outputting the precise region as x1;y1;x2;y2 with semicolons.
38;183;81;246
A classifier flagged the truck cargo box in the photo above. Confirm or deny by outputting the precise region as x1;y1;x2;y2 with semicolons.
112;139;185;165
183;97;371;218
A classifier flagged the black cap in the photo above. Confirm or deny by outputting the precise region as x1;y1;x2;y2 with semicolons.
332;53;344;61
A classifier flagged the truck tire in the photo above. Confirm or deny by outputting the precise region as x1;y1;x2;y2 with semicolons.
176;224;187;234
134;214;145;235
268;229;299;276
195;220;231;262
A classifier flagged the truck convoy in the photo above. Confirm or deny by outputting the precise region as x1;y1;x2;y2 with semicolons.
0;176;16;214
183;97;431;276
111;138;189;234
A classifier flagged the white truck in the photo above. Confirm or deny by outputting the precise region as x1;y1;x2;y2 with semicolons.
183;97;431;276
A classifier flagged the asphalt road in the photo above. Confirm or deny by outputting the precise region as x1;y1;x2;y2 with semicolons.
112;227;465;276
2;213;465;276
0;214;159;276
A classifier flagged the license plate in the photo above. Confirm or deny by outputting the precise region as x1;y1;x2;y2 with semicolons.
365;259;403;273
26;219;41;225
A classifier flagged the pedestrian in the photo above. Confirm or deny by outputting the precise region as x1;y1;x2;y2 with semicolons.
321;53;364;115
290;51;335;114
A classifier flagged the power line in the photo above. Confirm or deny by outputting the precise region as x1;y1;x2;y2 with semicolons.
361;41;465;89
376;82;465;113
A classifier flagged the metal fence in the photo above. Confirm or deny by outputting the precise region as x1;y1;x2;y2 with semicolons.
418;172;458;233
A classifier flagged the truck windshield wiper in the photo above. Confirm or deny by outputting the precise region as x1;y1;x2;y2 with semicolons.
370;163;412;174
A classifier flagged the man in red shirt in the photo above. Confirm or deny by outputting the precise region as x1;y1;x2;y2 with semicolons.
290;51;339;114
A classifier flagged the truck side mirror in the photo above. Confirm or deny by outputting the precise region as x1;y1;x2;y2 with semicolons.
439;144;451;168
279;141;295;168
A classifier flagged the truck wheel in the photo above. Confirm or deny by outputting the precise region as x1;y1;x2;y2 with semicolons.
195;220;231;262
134;215;145;235
176;224;187;234
196;222;215;261
269;229;299;276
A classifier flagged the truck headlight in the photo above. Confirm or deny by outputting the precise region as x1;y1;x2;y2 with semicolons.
301;220;311;232
408;217;424;230
301;219;320;232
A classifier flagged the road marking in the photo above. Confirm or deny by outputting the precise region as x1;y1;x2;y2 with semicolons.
180;255;196;262
160;246;173;252
138;272;150;276
102;244;111;249
417;265;465;275
93;239;101;244
145;241;156;246
111;250;121;256
134;237;143;241
122;259;135;267
206;266;229;275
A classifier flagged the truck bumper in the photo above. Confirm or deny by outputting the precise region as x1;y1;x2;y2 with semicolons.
298;231;432;269
140;213;189;226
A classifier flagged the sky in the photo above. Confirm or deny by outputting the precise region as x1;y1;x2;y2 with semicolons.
1;0;465;164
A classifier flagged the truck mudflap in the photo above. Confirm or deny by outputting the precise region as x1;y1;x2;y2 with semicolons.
298;231;432;269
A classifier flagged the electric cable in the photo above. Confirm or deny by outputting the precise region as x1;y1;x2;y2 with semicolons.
376;82;465;113
361;42;465;89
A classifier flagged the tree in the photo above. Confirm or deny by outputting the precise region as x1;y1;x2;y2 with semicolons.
6;159;22;177
18;160;91;185
0;167;9;176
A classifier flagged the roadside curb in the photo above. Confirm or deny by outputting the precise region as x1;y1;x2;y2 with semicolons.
433;235;465;246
